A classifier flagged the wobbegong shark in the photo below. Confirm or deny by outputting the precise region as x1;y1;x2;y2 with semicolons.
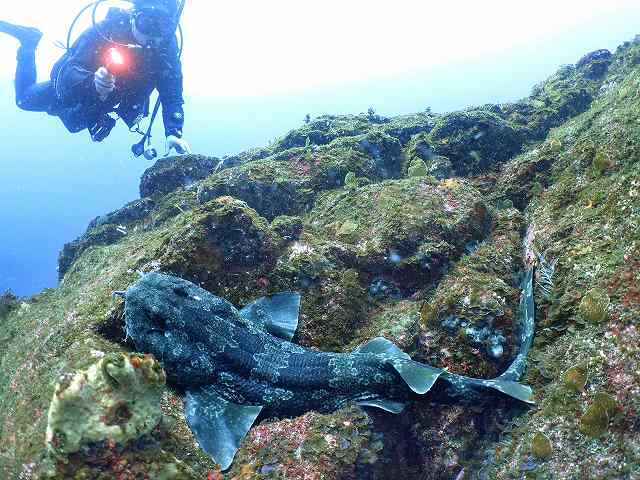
120;270;535;470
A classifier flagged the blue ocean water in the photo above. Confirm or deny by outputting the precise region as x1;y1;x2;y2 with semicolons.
1;15;639;297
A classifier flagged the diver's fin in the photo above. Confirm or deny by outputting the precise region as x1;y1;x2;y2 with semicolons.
239;292;301;340
356;337;443;395
357;398;407;413
184;386;263;471
485;377;535;404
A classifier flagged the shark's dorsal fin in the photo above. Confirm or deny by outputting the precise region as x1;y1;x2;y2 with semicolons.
184;386;263;471
239;292;301;341
356;337;443;395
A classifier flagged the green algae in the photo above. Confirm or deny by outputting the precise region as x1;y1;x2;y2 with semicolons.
578;288;610;324
563;365;588;393
344;171;358;188
531;432;553;459
407;158;428;178
580;402;610;438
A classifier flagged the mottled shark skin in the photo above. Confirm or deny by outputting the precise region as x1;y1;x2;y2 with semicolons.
123;271;535;470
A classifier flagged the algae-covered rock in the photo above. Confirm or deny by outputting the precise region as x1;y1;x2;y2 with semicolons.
304;177;489;293
270;215;304;243
0;290;18;319
197;132;403;221
46;353;165;456
427;108;523;176
230;405;383;480
418;208;523;377
157;196;278;297
140;154;220;198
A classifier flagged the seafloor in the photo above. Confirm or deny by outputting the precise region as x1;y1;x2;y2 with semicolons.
0;36;639;479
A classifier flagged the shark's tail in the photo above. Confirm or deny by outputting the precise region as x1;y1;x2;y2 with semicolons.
356;268;536;406
439;267;536;403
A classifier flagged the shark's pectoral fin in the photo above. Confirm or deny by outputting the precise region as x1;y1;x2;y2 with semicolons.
356;337;443;395
239;292;301;340
391;359;444;394
357;398;407;413
184;386;263;471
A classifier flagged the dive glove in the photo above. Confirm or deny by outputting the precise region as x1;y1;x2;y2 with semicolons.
165;135;192;156
94;67;115;100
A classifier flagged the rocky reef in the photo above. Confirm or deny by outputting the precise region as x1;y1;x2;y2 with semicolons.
2;35;640;479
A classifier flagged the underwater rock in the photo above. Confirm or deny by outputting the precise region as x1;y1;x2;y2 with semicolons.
159;196;278;298
351;300;421;352
197;132;403;221
576;49;613;80
46;353;165;456
58;224;128;279
271;215;304;243
427;108;523;176
88;197;157;231
0;289;18;319
296;268;370;350
140;154;220;198
418;209;523;377
369;277;403;299
230;405;382;479
305;177;488;292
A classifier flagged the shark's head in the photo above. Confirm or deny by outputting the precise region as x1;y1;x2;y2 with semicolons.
121;272;240;382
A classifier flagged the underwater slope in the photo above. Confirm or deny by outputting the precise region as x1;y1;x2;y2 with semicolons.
0;37;638;479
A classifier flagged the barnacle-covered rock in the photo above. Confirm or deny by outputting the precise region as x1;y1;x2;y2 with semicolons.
46;353;165;456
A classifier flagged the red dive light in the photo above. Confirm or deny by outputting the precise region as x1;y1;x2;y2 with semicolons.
104;47;128;74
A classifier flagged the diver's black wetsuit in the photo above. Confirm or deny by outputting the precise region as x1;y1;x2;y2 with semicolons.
14;8;184;139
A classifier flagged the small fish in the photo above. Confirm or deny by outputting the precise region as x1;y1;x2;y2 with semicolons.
122;271;535;470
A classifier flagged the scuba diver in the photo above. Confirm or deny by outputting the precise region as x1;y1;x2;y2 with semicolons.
0;0;191;156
